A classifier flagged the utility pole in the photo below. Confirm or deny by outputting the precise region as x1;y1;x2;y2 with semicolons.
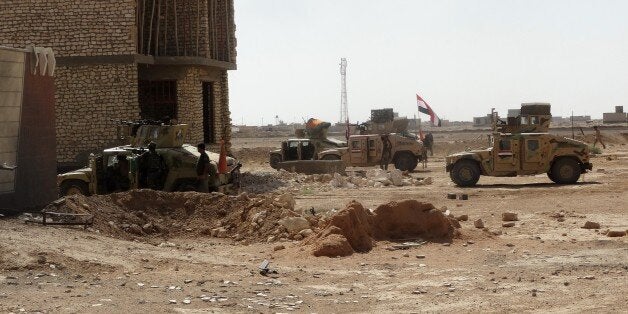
339;58;348;124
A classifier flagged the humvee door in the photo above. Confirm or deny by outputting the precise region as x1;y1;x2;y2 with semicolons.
349;137;367;166
493;136;520;174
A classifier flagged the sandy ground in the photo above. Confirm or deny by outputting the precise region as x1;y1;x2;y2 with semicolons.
1;131;627;313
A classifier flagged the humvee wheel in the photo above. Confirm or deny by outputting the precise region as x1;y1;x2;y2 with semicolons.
60;180;89;196
394;152;418;171
321;154;340;160
269;154;282;169
549;158;580;184
450;160;480;187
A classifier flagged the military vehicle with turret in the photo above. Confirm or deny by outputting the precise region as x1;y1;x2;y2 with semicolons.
269;112;426;173
318;109;427;171
57;120;241;196
446;103;593;186
269;119;347;174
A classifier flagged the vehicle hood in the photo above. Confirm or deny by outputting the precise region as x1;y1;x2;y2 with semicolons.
58;167;91;177
446;148;491;159
555;137;588;148
181;144;237;166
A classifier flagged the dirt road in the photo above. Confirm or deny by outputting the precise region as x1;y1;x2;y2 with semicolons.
1;135;627;313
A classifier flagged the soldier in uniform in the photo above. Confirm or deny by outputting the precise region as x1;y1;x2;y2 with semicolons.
140;142;167;189
114;154;130;191
423;132;434;156
380;135;392;170
196;143;211;192
593;126;606;149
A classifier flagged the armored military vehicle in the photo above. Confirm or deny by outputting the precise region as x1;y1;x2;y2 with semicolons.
319;133;425;171
445;103;592;186
319;111;427;171
269;119;347;174
270;115;426;172
57;120;241;196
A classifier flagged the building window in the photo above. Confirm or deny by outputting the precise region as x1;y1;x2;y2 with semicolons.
138;80;177;121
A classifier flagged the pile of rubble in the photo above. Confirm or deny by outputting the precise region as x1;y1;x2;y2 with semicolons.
304;200;460;257
241;168;433;194
43;190;319;244
330;169;432;188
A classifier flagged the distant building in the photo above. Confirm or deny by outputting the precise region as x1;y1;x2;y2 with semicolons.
473;114;494;126
603;106;627;124
507;109;520;118
552;116;591;124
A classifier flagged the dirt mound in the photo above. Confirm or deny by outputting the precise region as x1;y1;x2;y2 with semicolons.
306;200;458;257
44;190;310;243
372;200;455;240
311;234;355;257
0;244;115;273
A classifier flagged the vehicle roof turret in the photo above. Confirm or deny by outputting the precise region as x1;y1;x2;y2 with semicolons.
495;103;551;134
113;119;189;148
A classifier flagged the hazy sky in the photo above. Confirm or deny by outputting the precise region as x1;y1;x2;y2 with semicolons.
229;0;628;126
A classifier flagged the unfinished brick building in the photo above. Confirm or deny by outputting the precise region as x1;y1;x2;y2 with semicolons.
0;0;236;168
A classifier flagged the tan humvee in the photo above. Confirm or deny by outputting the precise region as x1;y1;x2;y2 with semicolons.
57;122;241;196
319;133;426;171
446;103;592;186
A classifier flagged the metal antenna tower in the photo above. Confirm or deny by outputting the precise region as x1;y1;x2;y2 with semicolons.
339;58;348;124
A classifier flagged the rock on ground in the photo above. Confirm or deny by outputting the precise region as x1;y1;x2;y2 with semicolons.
502;212;519;221
583;221;601;229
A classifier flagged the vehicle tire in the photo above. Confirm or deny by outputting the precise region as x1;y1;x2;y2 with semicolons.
321;154;340;160
60;180;89;196
269;154;282;169
450;160;481;187
549;158;580;184
546;171;556;182
394;152;418;171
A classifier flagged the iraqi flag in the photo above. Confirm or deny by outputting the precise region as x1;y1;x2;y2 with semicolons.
416;94;441;127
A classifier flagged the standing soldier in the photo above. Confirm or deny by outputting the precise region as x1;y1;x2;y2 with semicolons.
424;132;434;156
196;143;211;192
140;142;167;189
380;135;392;170
593;126;606;149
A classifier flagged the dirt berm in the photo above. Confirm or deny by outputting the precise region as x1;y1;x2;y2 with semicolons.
305;200;459;257
43;189;310;243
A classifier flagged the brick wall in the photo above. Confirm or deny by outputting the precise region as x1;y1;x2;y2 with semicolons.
177;67;232;152
177;67;203;143
215;70;232;151
0;0;136;56
1;0;236;164
55;64;139;163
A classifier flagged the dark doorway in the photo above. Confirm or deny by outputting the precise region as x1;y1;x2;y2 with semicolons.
202;82;215;143
138;80;177;120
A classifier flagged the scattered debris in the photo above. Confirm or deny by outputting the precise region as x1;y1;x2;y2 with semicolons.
387;240;427;251
582;221;601;229
474;219;485;229
606;230;626;237
502;212;519;222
